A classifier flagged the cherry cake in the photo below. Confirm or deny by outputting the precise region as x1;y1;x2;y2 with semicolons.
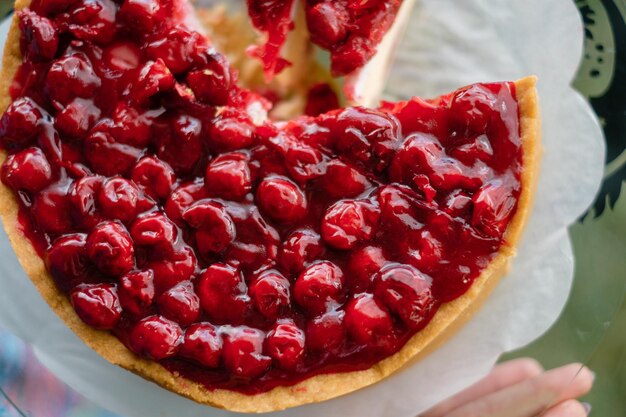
0;0;540;412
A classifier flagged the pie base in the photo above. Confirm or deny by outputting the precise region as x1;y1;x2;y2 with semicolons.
0;0;541;412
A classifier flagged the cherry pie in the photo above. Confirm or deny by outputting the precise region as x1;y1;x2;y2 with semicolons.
0;0;540;412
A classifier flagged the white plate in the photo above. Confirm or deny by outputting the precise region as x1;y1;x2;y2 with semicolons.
0;0;605;416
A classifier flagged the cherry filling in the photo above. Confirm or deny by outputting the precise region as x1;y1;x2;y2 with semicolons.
247;0;403;77
1;0;523;394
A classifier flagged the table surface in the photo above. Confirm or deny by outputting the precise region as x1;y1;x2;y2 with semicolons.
0;0;625;416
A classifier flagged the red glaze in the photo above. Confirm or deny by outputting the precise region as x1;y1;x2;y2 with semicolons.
1;0;524;395
246;0;295;79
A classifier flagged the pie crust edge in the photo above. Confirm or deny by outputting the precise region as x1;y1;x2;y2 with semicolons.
0;1;541;412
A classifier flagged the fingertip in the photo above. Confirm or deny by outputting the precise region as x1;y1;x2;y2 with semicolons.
530;363;594;403
572;366;595;396
542;399;590;417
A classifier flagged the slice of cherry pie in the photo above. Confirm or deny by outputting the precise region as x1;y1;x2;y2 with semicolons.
0;0;540;412
246;0;409;78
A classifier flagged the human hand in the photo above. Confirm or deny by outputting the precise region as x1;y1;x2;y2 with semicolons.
420;358;594;417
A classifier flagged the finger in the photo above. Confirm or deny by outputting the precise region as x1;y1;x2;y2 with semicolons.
421;359;544;417
444;364;594;417
541;400;590;417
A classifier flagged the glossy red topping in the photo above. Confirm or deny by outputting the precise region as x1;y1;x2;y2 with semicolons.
1;0;523;394
246;0;295;79
248;0;403;77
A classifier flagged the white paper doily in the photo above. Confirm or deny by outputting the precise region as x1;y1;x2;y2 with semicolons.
0;0;605;416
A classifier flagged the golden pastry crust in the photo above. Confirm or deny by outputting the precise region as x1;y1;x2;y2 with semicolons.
0;1;541;412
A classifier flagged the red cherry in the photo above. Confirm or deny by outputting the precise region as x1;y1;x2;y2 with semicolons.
31;0;78;15
19;9;59;61
46;233;91;292
180;323;223;368
332;107;399;171
131;157;176;200
284;144;327;183
148;245;197;294
373;264;435;329
450;84;498;134
293;261;344;316
84;129;142;177
375;185;425;235
97;177;140;223
197;263;249;323
204;153;252;201
319;160;369;198
1;147;53;192
118;0;162;33
344;293;394;349
248;270;290;320
56;0;117;45
154;114;204;176
145;25;206;75
54;98;101;140
390;133;481;191
321;199;380;250
110;104;153;148
265;319;305;370
118;270;155;317
0;97;42;147
129;315;183;360
222;327;271;378
183;200;236;255
305;310;345;353
331;36;373;76
278;229;325;274
304;83;340;117
70;283;121;329
187;57;232;106
68;175;105;230
130;212;177;250
45;53;101;105
32;184;73;234
224;242;275;273
86;221;135;276
306;1;349;49
102;41;141;73
346;245;386;292
223;206;280;269
157;280;200;326
129;59;175;104
207;112;255;152
471;178;517;238
256;176;307;223
405;229;444;273
164;181;208;226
